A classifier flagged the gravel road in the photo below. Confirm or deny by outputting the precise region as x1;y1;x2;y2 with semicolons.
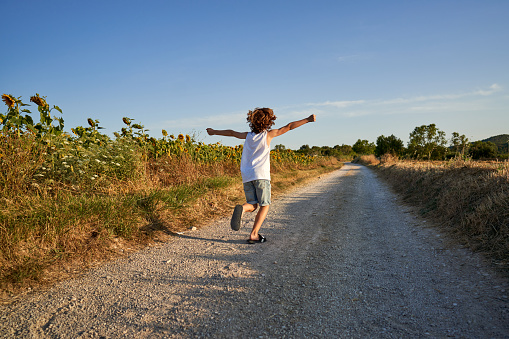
1;163;509;338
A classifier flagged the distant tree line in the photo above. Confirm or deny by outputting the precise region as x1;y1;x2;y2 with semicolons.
292;144;356;160
289;124;508;161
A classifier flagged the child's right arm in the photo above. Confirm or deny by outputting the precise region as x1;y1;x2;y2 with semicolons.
206;128;247;139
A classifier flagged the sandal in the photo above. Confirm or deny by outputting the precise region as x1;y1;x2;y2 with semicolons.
247;234;266;244
230;205;243;231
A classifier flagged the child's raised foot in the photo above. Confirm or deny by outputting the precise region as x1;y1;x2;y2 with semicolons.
230;205;243;231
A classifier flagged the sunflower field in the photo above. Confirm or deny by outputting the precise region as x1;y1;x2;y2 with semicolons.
1;94;314;189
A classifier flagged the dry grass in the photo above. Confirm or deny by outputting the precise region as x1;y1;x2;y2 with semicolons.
380;153;399;164
373;159;509;268
353;154;380;166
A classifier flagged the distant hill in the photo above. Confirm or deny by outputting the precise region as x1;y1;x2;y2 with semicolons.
482;134;509;153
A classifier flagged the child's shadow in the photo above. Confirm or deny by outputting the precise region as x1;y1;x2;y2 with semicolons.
140;219;245;244
177;234;246;244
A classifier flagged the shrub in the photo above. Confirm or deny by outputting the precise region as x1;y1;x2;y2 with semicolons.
353;154;380;166
380;153;398;164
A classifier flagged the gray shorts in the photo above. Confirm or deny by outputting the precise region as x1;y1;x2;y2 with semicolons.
243;180;271;206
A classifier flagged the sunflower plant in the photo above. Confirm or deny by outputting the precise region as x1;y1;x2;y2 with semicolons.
1;94;64;139
1;94;34;137
30;93;64;139
71;118;110;148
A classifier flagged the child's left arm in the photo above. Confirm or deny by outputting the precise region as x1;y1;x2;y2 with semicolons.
267;114;316;143
206;128;247;139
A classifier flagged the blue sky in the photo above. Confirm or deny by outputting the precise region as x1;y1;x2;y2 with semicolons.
2;0;508;149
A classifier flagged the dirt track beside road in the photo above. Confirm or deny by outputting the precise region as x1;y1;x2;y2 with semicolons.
1;163;508;338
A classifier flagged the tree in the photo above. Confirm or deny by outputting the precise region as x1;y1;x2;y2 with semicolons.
407;124;447;160
335;144;354;157
481;134;509;154
310;146;322;156
352;139;375;155
450;132;469;157
375;134;404;157
469;141;498;159
274;144;286;151
299;144;310;152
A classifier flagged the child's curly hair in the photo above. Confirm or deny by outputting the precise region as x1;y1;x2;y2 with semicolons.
247;107;277;134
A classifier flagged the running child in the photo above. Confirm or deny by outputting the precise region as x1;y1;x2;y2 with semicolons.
206;108;316;244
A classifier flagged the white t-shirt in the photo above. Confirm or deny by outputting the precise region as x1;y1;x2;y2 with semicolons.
240;131;270;183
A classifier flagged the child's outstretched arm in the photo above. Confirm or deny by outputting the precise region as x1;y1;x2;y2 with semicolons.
267;114;316;143
206;128;248;139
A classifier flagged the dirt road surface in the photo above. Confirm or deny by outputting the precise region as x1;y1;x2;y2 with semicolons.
1;163;508;338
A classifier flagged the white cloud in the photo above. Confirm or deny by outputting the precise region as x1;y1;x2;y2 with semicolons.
381;84;502;105
294;84;505;119
304;84;502;111
380;94;462;105
342;110;372;118
474;83;502;96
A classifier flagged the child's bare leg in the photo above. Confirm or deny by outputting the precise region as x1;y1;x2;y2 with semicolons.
232;203;258;231
243;203;257;214
250;205;270;241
